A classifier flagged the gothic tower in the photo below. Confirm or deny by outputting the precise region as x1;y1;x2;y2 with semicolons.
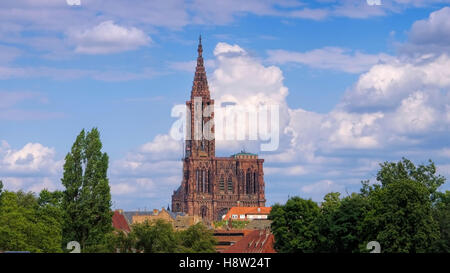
172;37;266;223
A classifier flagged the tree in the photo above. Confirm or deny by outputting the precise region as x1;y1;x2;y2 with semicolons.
178;223;217;253
377;158;445;202
132;220;180;253
0;190;63;252
432;191;450;252
61;128;113;252
324;193;369;253
107;220;217;253
317;192;341;252
362;178;440;253
269;197;321;253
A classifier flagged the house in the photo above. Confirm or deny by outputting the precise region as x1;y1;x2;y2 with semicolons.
223;207;272;221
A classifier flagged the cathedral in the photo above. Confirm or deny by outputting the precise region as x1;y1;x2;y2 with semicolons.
171;37;266;222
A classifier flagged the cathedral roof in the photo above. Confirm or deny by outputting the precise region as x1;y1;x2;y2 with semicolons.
191;35;210;99
231;151;258;159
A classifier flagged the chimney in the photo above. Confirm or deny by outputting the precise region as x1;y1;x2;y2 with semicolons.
153;209;159;215
257;207;261;212
117;209;123;214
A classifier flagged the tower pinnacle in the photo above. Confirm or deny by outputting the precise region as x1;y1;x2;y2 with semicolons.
191;36;209;99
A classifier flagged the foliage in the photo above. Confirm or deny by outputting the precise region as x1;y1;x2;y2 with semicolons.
178;223;217;253
0;190;63;253
362;178;440;252
318;193;369;253
269;197;321;253
376;158;445;202
270;158;448;253
108;220;217;253
61;128;113;252
214;219;249;229
432;191;450;252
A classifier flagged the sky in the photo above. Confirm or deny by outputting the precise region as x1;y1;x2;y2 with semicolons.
1;0;450;210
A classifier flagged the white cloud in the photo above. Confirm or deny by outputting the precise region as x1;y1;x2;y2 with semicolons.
0;142;62;175
409;7;450;47
140;134;182;155
267;47;394;74
68;20;151;54
341;54;450;111
0;141;62;193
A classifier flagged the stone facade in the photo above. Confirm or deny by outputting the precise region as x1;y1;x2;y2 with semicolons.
171;37;266;222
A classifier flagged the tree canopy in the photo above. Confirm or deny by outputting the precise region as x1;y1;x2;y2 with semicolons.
270;158;449;253
61;128;113;252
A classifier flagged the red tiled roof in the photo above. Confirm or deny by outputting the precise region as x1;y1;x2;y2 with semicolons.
222;229;276;253
112;210;131;233
223;207;272;220
213;229;254;253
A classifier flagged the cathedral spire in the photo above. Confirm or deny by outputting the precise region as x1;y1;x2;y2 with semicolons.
191;35;210;99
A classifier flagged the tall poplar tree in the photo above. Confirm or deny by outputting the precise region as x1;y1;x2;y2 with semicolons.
61;128;113;252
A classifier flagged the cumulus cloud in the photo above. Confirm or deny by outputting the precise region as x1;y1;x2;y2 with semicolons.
68;20;151;54
402;7;450;56
0;141;62;193
0;142;62;175
208;42;290;153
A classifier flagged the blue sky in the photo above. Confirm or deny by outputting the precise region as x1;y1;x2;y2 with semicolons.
1;0;450;210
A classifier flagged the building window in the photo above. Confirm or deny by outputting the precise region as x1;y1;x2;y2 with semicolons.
227;176;233;193
246;172;251;194
206;170;210;193
196;169;200;192
219;176;225;191
253;172;258;194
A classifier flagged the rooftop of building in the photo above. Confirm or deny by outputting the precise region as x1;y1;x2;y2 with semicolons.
122;208;186;225
112;210;131;233
223;207;272;220
222;229;276;253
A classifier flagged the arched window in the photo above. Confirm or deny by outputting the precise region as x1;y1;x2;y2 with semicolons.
196;169;200;192
254;172;258;194
227;176;233;193
205;170;209;193
208;170;212;193
201;206;208;219
219;175;225;191
246;172;251;194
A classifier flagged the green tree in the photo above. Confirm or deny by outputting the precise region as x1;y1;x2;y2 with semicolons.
321;193;369;252
432;191;450;252
0;190;63;252
362;178;440;253
317;192;341;252
178;223;217;253
61;128;113;252
377;158;445;202
269;197;321;253
132;219;180;253
105;230;136;253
